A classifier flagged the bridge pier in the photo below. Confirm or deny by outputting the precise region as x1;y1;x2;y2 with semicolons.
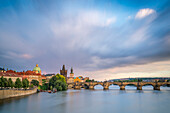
120;85;125;90
104;86;109;90
137;86;142;90
89;85;94;90
74;85;81;90
154;86;160;90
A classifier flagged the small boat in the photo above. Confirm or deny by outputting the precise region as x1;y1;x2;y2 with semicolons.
53;88;57;93
48;90;51;93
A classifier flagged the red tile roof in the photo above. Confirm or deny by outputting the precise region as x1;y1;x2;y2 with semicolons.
0;72;22;77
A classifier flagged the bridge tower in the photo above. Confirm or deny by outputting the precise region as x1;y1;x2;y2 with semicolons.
60;65;67;81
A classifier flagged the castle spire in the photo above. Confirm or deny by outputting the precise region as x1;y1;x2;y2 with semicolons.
71;67;73;74
62;65;65;70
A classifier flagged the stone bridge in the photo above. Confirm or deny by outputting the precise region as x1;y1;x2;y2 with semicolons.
67;81;170;90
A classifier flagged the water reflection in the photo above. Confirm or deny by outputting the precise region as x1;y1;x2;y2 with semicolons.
109;85;120;89
94;85;103;89
0;89;170;113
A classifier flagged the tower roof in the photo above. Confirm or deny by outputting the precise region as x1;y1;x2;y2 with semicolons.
62;65;65;70
33;64;41;72
70;67;73;74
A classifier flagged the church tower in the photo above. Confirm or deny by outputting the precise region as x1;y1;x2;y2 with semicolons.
70;67;74;77
60;65;67;81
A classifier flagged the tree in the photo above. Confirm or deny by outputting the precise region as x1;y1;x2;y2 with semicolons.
3;78;8;88
0;76;5;88
86;79;91;82
49;76;58;88
60;81;67;90
40;83;49;90
56;74;66;83
42;79;46;84
54;80;62;91
22;78;29;89
8;78;14;88
29;84;34;88
15;78;22;88
40;79;49;90
49;74;67;91
50;86;53;90
31;80;39;86
0;77;9;88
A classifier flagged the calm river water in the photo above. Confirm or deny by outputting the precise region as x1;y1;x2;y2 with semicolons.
0;86;170;113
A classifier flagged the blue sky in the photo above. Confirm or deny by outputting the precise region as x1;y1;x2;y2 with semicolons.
0;0;170;80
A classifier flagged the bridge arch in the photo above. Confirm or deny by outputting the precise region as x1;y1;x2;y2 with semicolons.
141;83;155;90
108;84;120;89
160;82;170;90
142;83;155;87
94;83;104;89
68;84;74;89
124;83;137;87
80;83;90;89
124;83;137;90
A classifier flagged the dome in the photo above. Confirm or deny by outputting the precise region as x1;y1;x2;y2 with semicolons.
33;64;41;73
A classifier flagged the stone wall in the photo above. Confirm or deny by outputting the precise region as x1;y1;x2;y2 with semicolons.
0;87;37;99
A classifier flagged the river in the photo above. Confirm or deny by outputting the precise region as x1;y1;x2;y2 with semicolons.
0;86;170;113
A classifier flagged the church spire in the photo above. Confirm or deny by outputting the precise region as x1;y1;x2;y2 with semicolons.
62;65;65;70
71;67;73;74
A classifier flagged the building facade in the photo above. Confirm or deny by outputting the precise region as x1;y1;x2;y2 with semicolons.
0;72;22;83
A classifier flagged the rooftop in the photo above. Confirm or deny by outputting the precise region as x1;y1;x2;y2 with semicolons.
0;72;22;77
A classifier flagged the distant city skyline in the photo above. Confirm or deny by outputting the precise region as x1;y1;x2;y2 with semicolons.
0;0;170;81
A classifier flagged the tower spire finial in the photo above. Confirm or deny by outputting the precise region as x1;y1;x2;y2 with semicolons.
71;67;73;74
62;64;65;70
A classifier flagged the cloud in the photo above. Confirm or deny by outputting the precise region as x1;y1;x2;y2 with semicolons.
20;54;33;59
135;8;156;19
0;51;33;60
83;60;170;81
0;0;170;80
127;16;132;20
105;17;116;26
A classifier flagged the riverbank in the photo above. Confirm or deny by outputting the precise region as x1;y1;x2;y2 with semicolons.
0;87;37;99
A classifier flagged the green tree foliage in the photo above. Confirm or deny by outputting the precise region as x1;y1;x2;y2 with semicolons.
8;78;14;88
29;84;34;88
49;74;67;91
54;80;64;91
85;79;96;82
3;78;8;88
0;76;5;88
31;80;39;86
50;86;53;90
15;78;22;88
85;79;90;82
22;78;29;89
0;77;15;88
40;79;49;90
38;85;41;90
56;74;66;83
41;83;49;90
